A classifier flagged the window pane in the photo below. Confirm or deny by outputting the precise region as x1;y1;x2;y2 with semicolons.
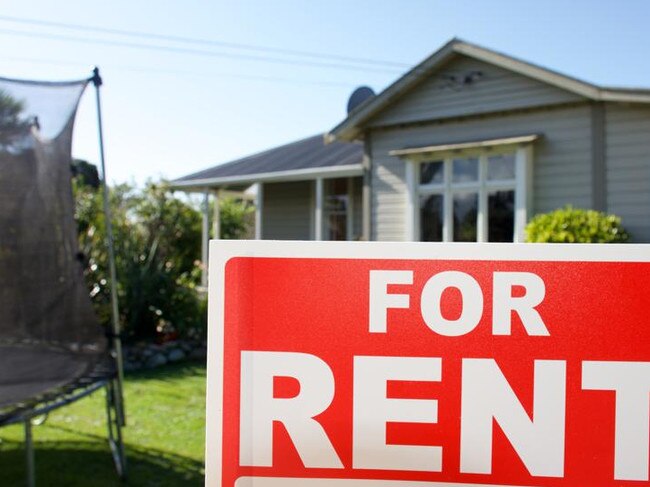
453;192;478;241
327;213;347;240
420;160;444;185
324;178;347;241
487;153;515;181
488;190;515;242
420;194;443;241
452;157;478;183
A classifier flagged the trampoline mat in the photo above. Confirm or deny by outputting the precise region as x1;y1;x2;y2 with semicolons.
0;345;105;410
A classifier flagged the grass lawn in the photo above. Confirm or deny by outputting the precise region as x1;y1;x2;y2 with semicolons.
0;362;206;486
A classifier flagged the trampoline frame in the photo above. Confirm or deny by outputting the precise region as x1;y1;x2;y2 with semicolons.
1;377;125;486
0;68;126;486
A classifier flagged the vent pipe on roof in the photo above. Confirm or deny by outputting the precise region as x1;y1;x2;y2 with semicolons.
347;86;376;114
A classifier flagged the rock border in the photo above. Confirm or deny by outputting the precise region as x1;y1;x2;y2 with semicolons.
123;339;207;372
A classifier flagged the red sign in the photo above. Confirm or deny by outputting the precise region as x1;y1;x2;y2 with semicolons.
206;242;650;487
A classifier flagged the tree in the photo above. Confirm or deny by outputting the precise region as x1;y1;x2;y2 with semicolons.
0;88;31;149
71;158;100;189
73;174;255;340
218;196;254;239
75;178;204;339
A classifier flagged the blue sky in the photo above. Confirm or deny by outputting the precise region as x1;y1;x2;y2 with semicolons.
1;0;649;184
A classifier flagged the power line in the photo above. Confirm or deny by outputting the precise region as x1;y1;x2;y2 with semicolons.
0;55;358;88
0;14;412;70
0;27;405;75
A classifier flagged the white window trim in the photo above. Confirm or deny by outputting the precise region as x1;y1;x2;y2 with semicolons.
254;183;263;240
314;177;324;240
404;144;533;243
314;176;356;241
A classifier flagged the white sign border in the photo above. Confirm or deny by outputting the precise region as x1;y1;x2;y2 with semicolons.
205;241;650;487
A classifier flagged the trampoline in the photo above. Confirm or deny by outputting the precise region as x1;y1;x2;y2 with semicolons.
0;69;125;486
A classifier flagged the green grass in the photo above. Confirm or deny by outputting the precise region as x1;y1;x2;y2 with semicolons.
0;362;206;486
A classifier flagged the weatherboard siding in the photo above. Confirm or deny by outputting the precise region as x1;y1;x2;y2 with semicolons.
262;181;312;240
370;105;593;241
370;55;583;128
605;103;650;242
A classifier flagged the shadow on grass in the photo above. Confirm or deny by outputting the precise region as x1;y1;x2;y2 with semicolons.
0;361;207;486
0;439;203;487
125;360;206;383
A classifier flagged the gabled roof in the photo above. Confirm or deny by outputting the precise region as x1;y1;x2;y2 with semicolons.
327;38;650;141
172;134;363;190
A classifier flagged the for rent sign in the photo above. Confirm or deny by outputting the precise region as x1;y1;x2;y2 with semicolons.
205;242;650;487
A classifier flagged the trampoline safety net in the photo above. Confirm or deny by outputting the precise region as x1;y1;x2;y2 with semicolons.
0;77;110;414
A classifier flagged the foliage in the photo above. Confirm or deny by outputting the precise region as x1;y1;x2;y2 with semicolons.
525;206;629;243
71;158;100;188
75;179;205;339
219;196;254;239
0;88;31;148
74;175;254;339
0;362;206;486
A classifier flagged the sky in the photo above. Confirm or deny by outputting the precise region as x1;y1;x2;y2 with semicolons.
1;0;649;185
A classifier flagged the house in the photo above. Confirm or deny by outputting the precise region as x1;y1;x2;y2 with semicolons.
174;38;650;273
172;134;364;284
173;133;364;240
328;38;650;244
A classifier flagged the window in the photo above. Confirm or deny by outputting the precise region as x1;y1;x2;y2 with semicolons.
316;177;357;241
412;150;525;242
323;178;348;241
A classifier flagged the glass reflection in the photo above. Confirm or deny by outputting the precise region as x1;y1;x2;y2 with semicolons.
420;194;443;241
487;153;515;181
453;192;477;241
452;157;478;183
420;160;444;185
488;190;515;242
324;178;348;241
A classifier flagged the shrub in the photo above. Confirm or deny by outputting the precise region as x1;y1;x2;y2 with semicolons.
74;174;255;340
74;179;205;340
525;206;629;243
219;196;254;239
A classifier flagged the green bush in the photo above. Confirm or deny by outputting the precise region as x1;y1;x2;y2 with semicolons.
219;196;254;239
525;206;629;243
74;179;205;340
73;177;253;340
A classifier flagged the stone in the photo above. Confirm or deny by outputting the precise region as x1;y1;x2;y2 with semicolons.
189;347;207;361
167;348;186;362
123;360;138;373
145;352;167;369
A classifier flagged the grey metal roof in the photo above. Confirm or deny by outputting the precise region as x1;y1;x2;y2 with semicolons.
173;134;362;187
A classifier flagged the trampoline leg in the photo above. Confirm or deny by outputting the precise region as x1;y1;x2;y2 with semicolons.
106;382;127;479
113;379;127;478
24;420;35;487
114;364;126;428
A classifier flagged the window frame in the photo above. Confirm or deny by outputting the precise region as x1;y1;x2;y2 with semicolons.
405;144;533;243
